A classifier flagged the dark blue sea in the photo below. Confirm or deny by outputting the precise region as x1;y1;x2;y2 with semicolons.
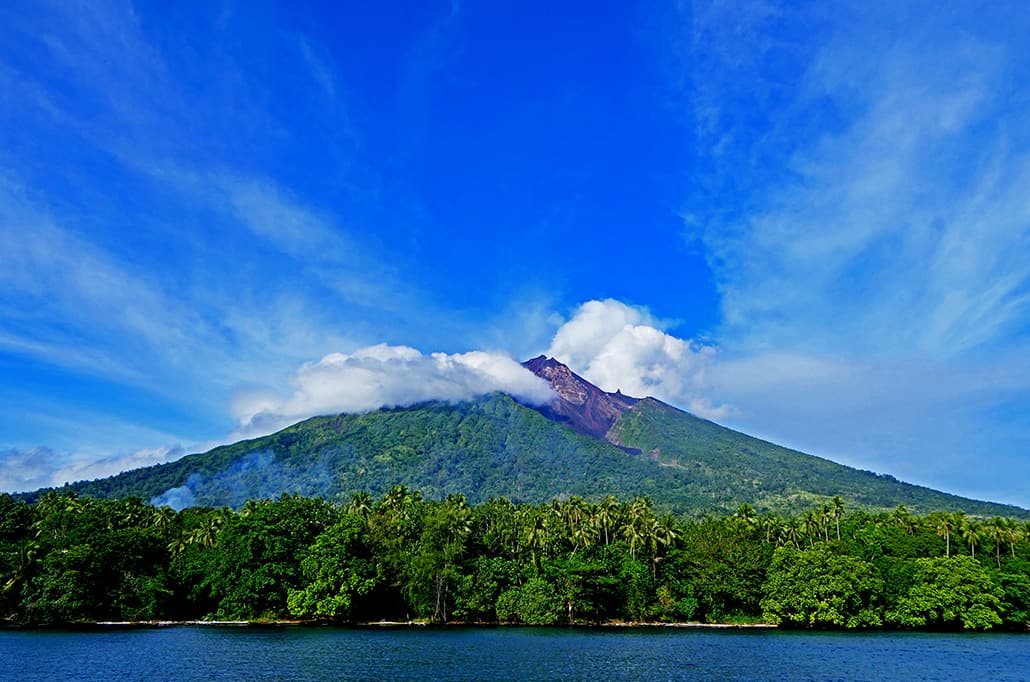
2;626;1029;681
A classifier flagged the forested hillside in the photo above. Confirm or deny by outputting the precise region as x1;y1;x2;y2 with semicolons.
2;490;1028;630
607;398;1007;515
23;392;1027;519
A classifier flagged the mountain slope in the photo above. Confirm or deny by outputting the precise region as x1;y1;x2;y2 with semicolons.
22;384;1026;518
521;355;640;440
29;394;694;510
606;397;996;514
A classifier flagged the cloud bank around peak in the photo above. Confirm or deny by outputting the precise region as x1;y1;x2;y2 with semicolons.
547;300;730;420
232;344;555;438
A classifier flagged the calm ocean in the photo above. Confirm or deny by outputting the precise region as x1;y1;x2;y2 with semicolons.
2;625;1028;681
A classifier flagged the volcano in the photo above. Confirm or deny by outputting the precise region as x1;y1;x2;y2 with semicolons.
23;357;1028;518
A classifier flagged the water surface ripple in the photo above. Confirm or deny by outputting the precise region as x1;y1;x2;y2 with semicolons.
2;626;1028;681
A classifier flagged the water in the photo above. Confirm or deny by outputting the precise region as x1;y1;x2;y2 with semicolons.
2;626;1029;681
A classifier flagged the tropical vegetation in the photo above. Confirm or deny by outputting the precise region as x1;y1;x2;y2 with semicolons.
3;490;1029;631
18;394;1028;519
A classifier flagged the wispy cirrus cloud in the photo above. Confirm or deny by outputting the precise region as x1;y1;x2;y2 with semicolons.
0;172;361;389
0;444;186;493
679;0;1030;503
705;38;1030;358
0;1;414;432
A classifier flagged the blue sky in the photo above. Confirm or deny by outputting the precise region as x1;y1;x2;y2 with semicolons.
1;0;1028;507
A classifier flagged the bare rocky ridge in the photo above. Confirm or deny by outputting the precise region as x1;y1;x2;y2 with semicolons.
521;355;641;442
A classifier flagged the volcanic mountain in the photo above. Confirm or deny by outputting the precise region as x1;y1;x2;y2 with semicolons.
24;357;1027;518
521;355;640;442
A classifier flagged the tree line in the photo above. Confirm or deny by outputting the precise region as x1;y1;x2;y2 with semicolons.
1;490;1028;630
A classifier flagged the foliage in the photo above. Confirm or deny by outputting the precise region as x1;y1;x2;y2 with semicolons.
202;494;335;619
20;394;1027;520
3;490;1030;631
496;578;563;625
888;556;1003;630
286;514;378;620
761;545;883;628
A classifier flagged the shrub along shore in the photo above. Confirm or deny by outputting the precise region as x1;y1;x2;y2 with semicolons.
2;489;1028;630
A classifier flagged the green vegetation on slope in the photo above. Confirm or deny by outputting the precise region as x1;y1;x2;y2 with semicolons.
21;393;1027;519
608;398;1023;517
3;490;1029;630
25;395;679;510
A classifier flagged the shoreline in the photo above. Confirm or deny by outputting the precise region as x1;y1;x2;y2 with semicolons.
72;619;778;630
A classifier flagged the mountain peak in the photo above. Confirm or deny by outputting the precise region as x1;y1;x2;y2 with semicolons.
522;355;640;440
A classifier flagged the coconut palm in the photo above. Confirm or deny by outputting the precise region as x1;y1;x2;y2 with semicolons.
779;517;802;549
1004;518;1023;558
347;491;373;519
595;495;620;546
890;505;915;533
959;516;982;558
2;541;38;596
623;497;654;561
802;511;820;547
151;505;177;532
930;512;956;557
622;521;645;561
985;518;1008;568
523;508;549;568
648;514;681;578
733;503;756;528
830;496;845;541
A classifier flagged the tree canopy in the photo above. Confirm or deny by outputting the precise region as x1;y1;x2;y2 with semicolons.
2;491;1028;631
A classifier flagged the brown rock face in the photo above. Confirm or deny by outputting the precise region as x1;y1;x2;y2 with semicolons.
522;355;640;441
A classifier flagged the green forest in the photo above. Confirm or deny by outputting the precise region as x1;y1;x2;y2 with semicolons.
2;489;1029;631
30;394;1025;520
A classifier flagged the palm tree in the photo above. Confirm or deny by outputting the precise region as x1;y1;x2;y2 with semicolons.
2;541;38;596
648;515;680;578
802;511;820;547
151;505;177;533
569;521;593;558
734;503;756;528
779;517;802;549
559;497;591;557
480;498;518;558
758;514;779;544
623;497;654;561
622;521;645;561
890;505;914;533
188;508;228;548
985;518;1008;568
930;512;955;557
831;496;845;541
595;496;620;546
960;516;982;558
347;491;373;519
167;534;189;556
379;485;411;514
1004;518;1023;558
523;508;548;568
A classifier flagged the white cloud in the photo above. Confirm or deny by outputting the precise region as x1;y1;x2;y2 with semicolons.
699;26;1030;359
547;299;730;419
677;3;1030;505
232;344;555;438
0;444;185;493
547;299;659;371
